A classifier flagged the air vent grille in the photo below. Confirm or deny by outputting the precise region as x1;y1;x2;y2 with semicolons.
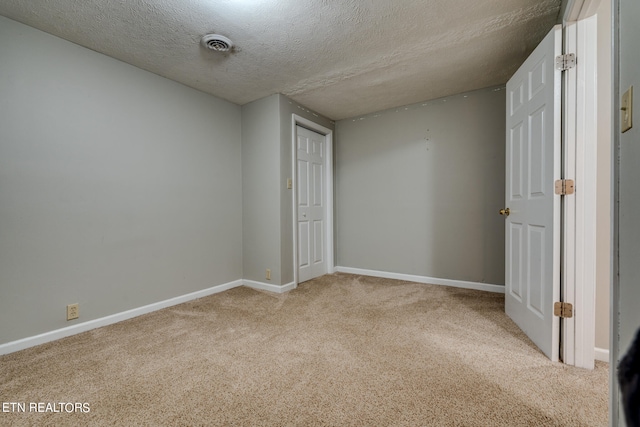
201;34;233;52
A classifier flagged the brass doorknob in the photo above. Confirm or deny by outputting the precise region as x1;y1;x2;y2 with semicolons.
499;208;510;216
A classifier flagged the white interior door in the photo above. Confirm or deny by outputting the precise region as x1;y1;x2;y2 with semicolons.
505;25;562;361
297;125;327;283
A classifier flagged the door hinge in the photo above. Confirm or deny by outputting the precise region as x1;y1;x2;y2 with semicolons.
556;53;576;71
554;302;574;318
555;179;575;195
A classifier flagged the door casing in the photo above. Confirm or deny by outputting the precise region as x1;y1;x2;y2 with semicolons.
291;114;335;286
561;0;603;370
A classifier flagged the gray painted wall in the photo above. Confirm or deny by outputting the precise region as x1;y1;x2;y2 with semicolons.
616;0;640;355
615;0;640;423
336;87;505;284
241;95;282;284
0;16;243;345
241;94;334;286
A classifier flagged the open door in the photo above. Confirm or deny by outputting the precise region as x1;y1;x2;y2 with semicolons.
504;25;562;361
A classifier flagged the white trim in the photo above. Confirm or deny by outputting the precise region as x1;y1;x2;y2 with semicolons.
594;347;610;363
573;14;598;370
565;0;603;21
291;115;335;287
562;21;578;367
243;280;297;294
335;267;505;294
0;279;243;355
561;13;599;370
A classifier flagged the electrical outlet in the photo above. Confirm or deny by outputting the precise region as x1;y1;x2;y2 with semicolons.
266;269;271;280
67;303;79;321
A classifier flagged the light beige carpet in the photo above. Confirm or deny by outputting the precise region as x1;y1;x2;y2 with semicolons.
0;273;608;426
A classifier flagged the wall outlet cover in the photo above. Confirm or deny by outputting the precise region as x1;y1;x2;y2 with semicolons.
67;303;79;320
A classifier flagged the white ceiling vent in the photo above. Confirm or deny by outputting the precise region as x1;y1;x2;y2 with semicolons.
201;34;233;52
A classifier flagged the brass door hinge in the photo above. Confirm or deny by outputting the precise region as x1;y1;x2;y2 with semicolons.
554;302;573;318
555;179;575;195
556;53;576;71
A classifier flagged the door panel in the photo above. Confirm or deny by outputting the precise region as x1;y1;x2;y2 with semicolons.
297;126;327;283
298;160;309;207
509;223;524;300
505;25;562;361
510;125;524;199
313;220;323;264
298;222;310;268
313;162;323;206
527;225;545;316
529;107;547;197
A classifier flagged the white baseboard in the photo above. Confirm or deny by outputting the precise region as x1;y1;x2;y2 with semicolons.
595;347;610;363
243;280;297;294
0;279;243;356
335;266;505;294
0;270;498;356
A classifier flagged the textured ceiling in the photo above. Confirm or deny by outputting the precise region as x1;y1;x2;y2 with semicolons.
0;0;561;120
